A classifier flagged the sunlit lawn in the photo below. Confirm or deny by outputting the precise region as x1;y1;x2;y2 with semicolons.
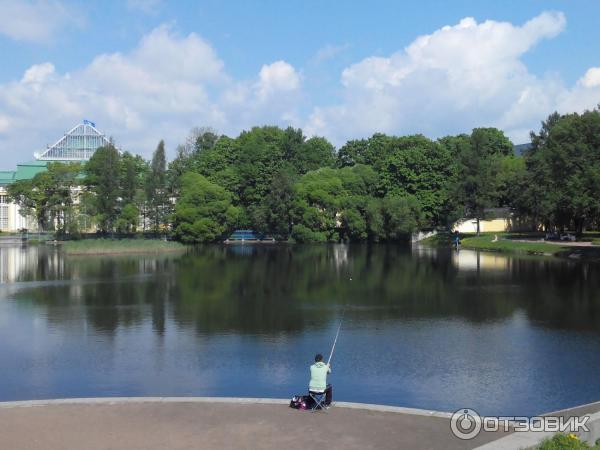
63;238;186;255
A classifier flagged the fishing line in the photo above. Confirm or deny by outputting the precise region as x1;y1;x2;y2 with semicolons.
327;276;351;365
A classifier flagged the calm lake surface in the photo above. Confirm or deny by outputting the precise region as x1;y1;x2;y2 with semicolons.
1;243;600;416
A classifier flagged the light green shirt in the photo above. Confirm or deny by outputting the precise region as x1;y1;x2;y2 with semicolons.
309;361;331;392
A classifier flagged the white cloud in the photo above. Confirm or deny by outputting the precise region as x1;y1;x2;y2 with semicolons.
0;26;302;165
305;11;599;144
255;61;301;101
22;62;56;84
1;12;599;168
0;0;83;43
579;68;600;88
217;61;302;129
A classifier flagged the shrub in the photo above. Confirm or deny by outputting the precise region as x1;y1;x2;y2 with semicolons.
537;433;600;449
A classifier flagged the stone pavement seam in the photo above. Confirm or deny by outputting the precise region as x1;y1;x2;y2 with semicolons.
0;397;452;418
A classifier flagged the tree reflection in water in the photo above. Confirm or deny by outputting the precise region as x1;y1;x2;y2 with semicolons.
3;244;600;335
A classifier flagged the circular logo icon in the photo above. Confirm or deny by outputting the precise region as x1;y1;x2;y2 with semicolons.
450;408;482;440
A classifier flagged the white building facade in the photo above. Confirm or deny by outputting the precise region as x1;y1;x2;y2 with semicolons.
0;120;111;233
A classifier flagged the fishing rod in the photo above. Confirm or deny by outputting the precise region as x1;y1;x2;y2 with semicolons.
327;277;351;365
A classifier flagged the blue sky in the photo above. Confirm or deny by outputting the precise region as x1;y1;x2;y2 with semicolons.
0;0;599;166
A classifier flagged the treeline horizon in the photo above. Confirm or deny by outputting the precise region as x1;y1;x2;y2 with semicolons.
7;107;600;243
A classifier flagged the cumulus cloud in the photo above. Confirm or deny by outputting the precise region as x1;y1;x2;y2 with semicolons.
21;62;56;84
217;60;302;129
0;0;83;43
579;68;600;88
1;11;599;168
305;11;600;144
255;61;301;101
0;25;302;165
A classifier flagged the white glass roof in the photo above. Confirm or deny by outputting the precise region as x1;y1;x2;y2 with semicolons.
36;121;111;161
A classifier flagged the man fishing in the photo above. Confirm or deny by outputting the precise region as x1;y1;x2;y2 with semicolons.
309;354;332;407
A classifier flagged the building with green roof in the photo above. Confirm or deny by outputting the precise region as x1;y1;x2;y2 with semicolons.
0;120;111;232
0;171;16;186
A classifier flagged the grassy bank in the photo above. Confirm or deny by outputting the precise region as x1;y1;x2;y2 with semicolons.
460;234;600;260
62;239;186;255
460;234;563;255
422;232;600;258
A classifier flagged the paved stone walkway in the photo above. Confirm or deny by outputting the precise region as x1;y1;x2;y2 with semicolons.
0;398;506;450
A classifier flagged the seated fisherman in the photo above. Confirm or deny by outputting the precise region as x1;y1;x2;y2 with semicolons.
309;353;332;406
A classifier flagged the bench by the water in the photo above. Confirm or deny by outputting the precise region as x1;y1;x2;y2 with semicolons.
225;230;275;243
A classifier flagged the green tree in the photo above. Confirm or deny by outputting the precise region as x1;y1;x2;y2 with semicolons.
292;167;344;242
494;155;526;208
437;134;471;158
451;128;514;234
146;140;168;233
192;127;219;154
255;169;296;240
195;136;239;185
281;126;305;167
300;137;336;172
166;125;336;236
85;144;122;233
336;133;393;171
362;195;423;241
167;144;192;196
7;162;81;233
470;127;514;157
337;138;369;168
116;203;140;233
381;135;456;227
173;172;240;243
47;162;82;234
381;195;423;240
292;165;384;242
234;126;286;212
121;152;148;205
168;128;222;194
339;198;368;241
518;109;600;234
278;128;336;174
6;179;38;227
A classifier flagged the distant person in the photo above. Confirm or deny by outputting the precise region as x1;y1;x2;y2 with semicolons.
453;231;461;249
309;353;332;406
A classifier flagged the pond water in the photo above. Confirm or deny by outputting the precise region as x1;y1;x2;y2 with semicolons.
1;243;599;416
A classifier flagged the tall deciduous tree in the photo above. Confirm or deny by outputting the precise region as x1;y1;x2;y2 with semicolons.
452;128;513;234
517;109;600;234
255;169;296;240
121;152;147;204
146;140;168;233
336;134;393;171
381;135;456;227
297;136;336;173
85;144;122;233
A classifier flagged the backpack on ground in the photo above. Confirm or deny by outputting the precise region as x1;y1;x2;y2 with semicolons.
289;395;311;410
